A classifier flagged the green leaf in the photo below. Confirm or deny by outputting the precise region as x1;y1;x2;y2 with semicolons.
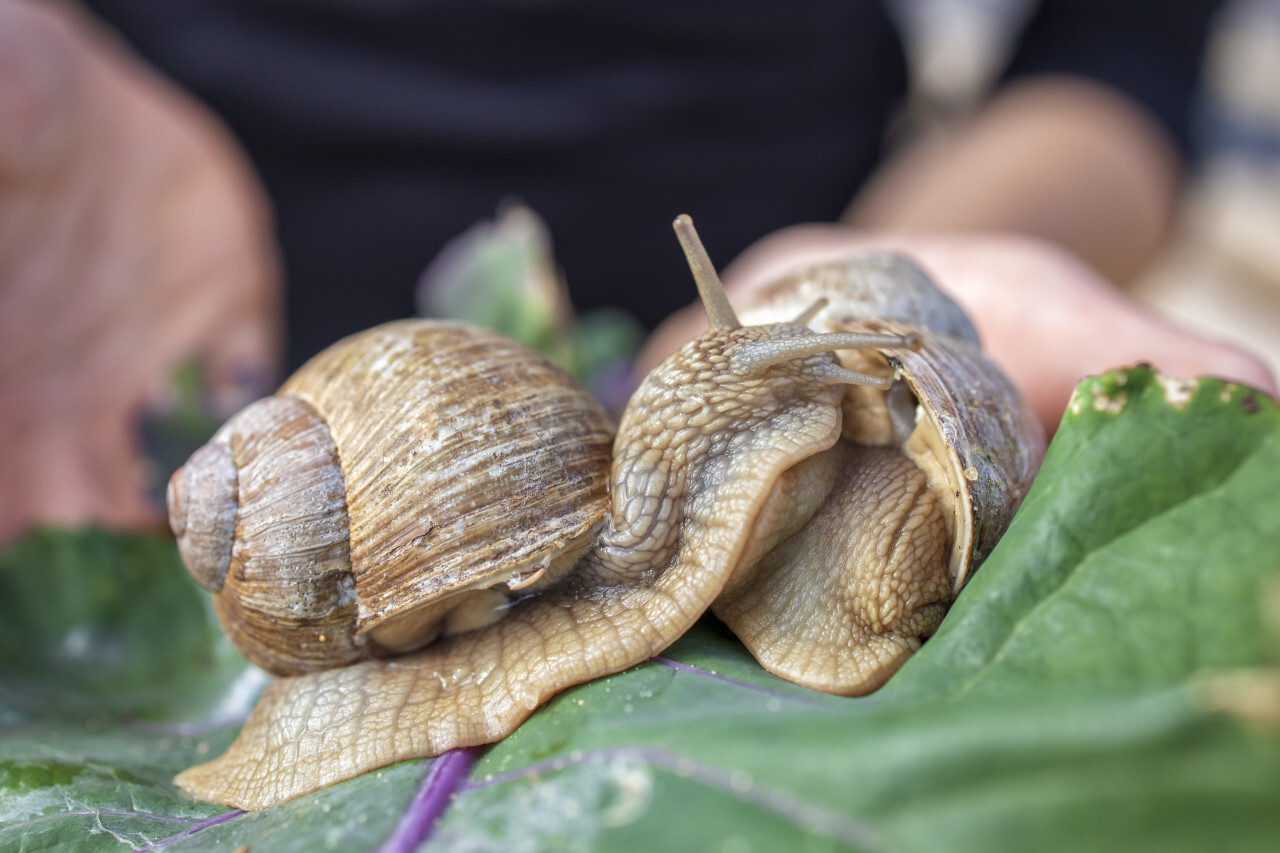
439;675;1280;853
883;369;1280;703
2;368;1278;852
413;204;645;401
0;529;254;724
0;529;256;850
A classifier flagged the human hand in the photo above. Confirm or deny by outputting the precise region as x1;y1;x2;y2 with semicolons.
0;0;282;544
638;224;1277;432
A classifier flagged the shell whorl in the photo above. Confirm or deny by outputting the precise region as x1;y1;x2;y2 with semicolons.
280;320;615;639
202;395;366;675
168;441;238;593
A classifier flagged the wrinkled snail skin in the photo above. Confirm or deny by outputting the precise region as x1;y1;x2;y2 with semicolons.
717;254;1046;695
171;218;923;810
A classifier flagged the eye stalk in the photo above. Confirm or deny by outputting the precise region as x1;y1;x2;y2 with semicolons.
673;214;919;391
674;213;741;331
733;330;922;390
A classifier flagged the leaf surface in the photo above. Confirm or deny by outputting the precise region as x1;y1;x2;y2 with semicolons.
2;368;1278;852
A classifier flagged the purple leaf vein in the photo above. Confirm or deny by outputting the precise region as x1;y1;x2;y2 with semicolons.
377;747;478;853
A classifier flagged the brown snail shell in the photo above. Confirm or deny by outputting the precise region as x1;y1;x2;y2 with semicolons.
168;320;615;675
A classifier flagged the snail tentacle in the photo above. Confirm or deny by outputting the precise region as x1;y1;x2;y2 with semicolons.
810;363;894;390
673;213;740;331
734;331;921;375
790;296;829;327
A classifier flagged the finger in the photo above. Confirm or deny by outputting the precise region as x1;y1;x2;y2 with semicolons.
0;412;160;545
131;129;285;415
906;236;1280;429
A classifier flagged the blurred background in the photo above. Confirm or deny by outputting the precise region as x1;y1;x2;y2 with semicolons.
893;0;1280;378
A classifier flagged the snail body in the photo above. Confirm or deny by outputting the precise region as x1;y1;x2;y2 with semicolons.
170;218;1040;809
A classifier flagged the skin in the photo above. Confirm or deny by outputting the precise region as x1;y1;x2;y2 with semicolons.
714;442;951;696
846;77;1182;286
0;0;280;544
2;5;1273;545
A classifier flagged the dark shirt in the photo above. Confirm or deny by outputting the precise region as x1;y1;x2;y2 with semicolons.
83;0;1219;369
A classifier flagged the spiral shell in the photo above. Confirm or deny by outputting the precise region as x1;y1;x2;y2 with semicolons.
169;319;615;675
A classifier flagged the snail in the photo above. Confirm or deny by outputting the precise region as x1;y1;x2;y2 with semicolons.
168;216;1043;810
715;254;1046;693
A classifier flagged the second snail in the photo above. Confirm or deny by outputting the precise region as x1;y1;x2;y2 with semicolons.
167;215;1045;809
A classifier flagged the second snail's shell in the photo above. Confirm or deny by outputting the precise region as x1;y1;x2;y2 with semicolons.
738;253;1045;590
169;320;616;675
